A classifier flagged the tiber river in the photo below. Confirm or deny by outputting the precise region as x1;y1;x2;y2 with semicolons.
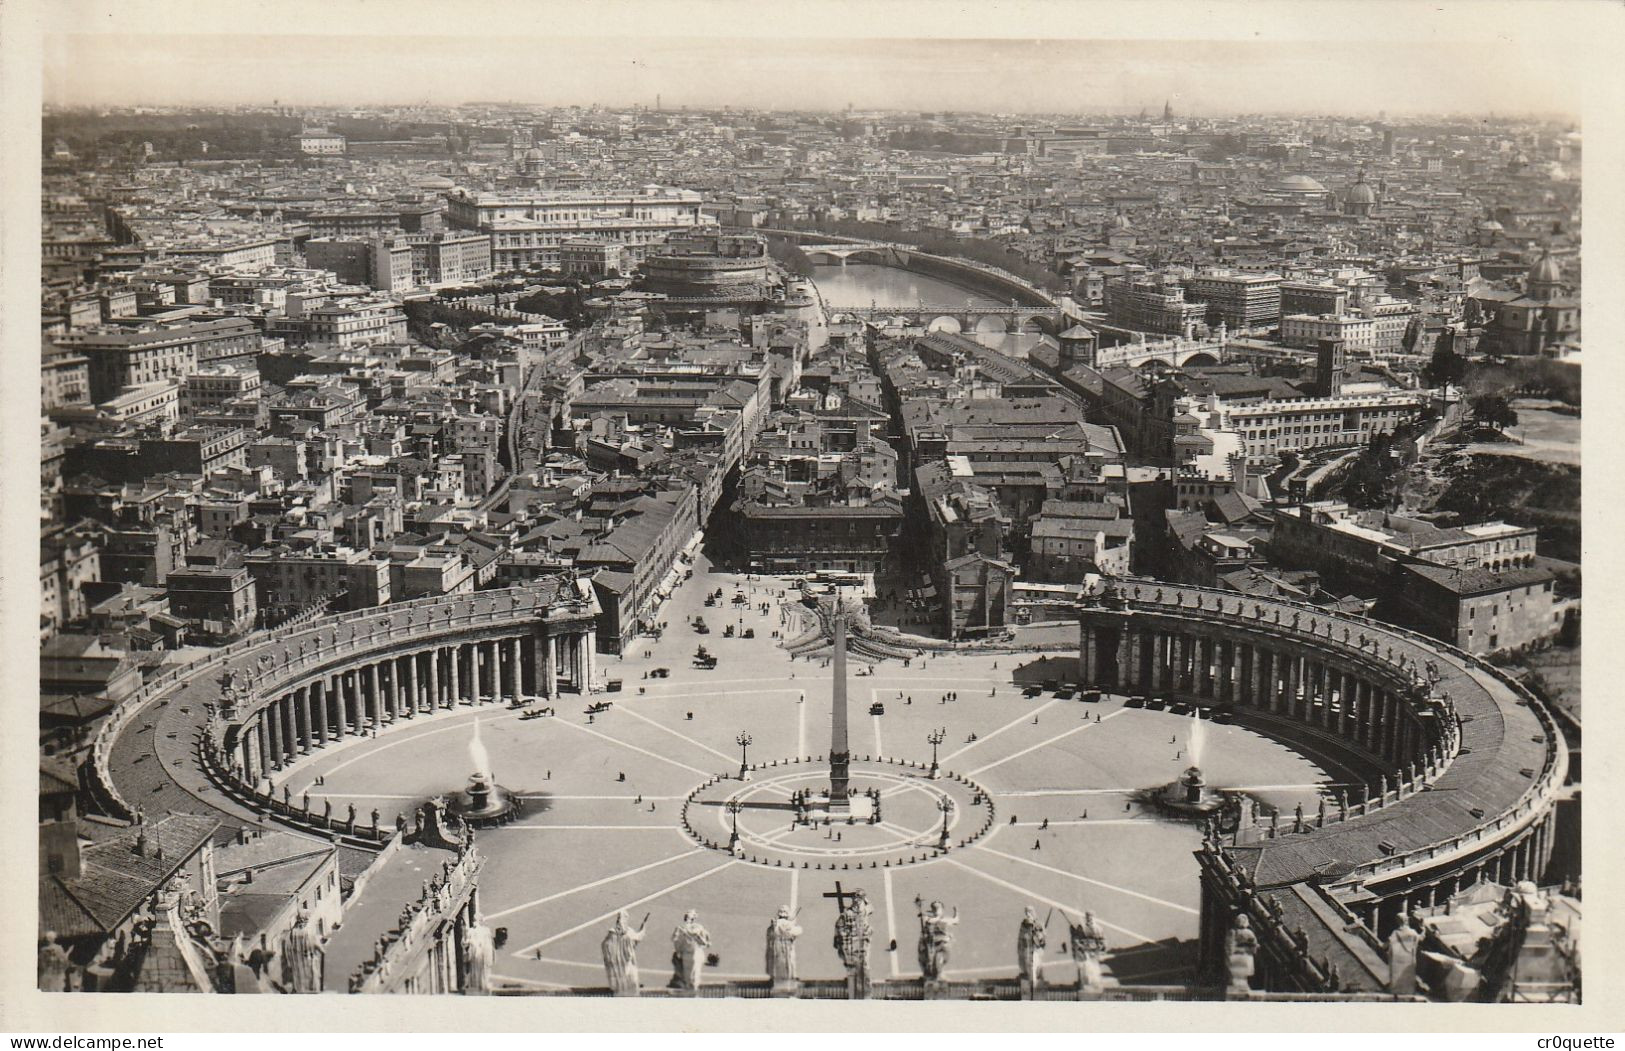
809;263;1048;358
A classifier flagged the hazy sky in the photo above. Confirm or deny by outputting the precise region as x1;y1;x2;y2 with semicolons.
35;0;1597;120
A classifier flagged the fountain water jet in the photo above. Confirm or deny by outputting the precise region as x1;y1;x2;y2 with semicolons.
1152;711;1223;818
444;718;520;827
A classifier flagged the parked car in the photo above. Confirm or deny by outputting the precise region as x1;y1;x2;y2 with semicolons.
869;702;885;716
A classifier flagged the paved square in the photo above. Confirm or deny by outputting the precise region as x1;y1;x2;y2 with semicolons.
271;557;1338;992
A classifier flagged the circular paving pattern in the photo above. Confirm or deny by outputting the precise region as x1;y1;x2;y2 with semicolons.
681;758;994;869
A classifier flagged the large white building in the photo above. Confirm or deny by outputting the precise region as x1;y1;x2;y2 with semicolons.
1179;388;1428;472
446;185;704;272
1280;313;1377;352
296;129;346;155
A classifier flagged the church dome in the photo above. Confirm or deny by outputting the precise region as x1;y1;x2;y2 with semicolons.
1269;173;1328;196
1528;251;1563;288
1345;179;1378;206
416;174;455;190
1477;218;1504;231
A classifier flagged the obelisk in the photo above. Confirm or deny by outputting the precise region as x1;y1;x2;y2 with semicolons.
828;606;850;811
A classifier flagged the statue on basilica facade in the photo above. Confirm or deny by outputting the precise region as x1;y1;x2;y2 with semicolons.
601;910;646;996
462;914;496;995
765;905;801;987
283;911;324;994
670;909;711;991
834;889;874;999
1016;906;1046;984
1225;913;1258;994
1069;911;1107;993
916;900;959;981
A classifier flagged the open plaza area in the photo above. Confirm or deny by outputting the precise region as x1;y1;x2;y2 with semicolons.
265;559;1341;993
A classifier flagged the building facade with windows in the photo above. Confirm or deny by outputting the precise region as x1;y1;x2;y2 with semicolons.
447;186;704;271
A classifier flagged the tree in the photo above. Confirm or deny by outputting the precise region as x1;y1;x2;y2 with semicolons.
1470;393;1520;432
1401;315;1423;354
1421;330;1467;393
1462;297;1484;329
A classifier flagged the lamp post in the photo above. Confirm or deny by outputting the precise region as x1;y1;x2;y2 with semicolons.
927;727;946;779
737;731;754;780
726;798;743;856
937;797;954;851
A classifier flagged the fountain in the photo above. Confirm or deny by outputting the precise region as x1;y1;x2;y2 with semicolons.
1154;711;1225;818
444;719;520;827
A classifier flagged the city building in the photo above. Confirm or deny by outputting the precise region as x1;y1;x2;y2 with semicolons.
296;128;346;155
446;185;704;271
57;319;262;403
1186;270;1283;329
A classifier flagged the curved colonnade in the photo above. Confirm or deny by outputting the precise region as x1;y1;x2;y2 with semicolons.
1078;578;1567;991
91;581;601;842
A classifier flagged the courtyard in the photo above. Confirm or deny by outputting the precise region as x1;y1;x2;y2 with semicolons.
271;557;1343;993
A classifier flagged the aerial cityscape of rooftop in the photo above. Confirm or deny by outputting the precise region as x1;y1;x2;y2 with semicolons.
30;17;1584;1012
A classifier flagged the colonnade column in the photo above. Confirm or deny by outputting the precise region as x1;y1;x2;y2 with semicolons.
510;637;525;699
384;662;399;722
264;706;280;770
289;688;307;753
331;673;346;736
253;717;269;781
489;640;503;700
307;679;325;744
364;664;380;726
532;635;553;701
280;696;296;767
240;730;257;785
443;643;458;706
1332;671;1347;736
401;654;416;716
331;672;347;735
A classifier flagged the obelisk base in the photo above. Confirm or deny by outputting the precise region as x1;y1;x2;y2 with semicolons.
828;750;851;811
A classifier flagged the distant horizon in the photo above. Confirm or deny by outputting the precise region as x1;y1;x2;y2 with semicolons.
44;35;1582;121
41;100;1579;125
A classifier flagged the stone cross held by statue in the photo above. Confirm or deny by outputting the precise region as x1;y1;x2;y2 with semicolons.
823;881;857;912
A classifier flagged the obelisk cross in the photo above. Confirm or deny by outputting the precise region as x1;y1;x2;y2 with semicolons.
828;604;851;810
